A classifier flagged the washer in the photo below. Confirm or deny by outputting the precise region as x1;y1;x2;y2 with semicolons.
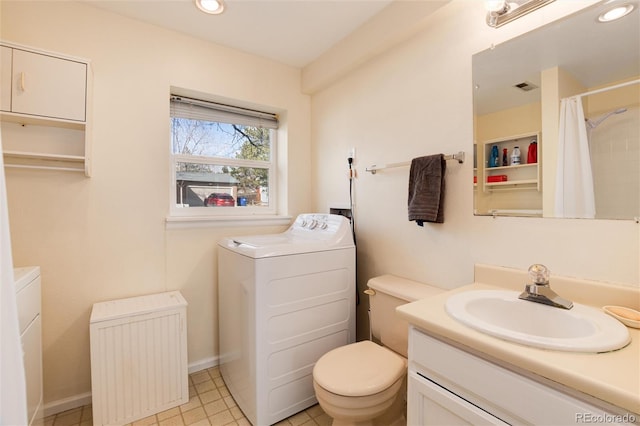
217;213;356;426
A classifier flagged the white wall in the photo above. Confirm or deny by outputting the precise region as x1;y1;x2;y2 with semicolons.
590;106;640;219
309;1;639;339
1;1;310;408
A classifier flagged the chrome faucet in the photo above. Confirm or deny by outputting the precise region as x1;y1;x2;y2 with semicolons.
518;264;573;309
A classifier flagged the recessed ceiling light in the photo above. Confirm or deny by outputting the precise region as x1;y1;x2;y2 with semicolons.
598;4;634;22
195;0;225;15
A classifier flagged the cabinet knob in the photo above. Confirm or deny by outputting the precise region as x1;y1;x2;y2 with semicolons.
19;71;25;92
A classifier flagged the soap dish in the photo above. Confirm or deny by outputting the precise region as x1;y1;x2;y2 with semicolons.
603;306;640;329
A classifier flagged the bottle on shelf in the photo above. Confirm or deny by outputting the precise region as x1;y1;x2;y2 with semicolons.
511;146;521;165
490;145;499;167
527;140;537;164
502;148;508;166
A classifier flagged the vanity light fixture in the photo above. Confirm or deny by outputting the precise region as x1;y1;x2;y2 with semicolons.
195;0;225;15
485;0;556;28
597;4;635;22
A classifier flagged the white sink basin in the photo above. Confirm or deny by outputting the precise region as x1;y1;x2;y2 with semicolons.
445;290;630;353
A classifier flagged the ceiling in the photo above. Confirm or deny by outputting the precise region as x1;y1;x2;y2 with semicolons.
80;0;399;68
473;0;640;115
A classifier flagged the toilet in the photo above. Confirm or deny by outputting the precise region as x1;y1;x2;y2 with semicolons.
312;274;444;426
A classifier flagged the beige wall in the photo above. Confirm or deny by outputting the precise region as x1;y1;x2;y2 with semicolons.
309;1;639;340
1;1;310;408
3;0;639;414
586;76;640;115
475;102;542;142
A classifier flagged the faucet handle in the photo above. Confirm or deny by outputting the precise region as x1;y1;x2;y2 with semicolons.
528;264;550;285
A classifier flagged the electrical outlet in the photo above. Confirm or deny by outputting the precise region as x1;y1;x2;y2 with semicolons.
330;208;352;220
347;147;355;161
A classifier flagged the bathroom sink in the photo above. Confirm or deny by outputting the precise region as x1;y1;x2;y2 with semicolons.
445;290;630;353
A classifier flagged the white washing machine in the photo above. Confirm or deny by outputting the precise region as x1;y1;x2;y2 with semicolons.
218;213;356;426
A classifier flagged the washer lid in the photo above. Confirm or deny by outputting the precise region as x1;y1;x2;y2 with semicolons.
218;213;354;258
313;341;406;397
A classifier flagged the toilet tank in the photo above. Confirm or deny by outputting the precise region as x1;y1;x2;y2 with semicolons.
368;274;443;357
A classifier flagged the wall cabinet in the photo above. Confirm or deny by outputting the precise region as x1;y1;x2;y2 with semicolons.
474;132;542;216
407;327;635;425
1;46;11;112
1;41;91;175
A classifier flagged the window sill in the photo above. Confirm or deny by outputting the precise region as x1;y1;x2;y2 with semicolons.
165;214;293;229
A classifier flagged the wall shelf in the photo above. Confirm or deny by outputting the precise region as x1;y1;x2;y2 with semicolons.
1;41;91;176
3;150;86;172
0;111;85;130
474;132;542;215
485;179;538;188
3;150;85;162
485;163;537;172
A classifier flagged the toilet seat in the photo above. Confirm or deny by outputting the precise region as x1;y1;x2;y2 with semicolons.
313;341;406;397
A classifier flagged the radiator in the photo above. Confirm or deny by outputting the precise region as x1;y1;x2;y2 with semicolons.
90;291;188;425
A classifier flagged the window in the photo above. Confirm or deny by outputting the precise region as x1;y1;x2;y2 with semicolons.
169;94;278;219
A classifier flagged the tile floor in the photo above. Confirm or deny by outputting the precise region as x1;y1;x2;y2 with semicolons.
44;366;332;426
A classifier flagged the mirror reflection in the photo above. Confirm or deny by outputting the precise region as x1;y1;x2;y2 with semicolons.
472;0;639;219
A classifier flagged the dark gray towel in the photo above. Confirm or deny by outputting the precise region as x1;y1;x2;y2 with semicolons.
408;154;446;225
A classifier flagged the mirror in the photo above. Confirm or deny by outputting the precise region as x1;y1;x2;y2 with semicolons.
473;0;640;219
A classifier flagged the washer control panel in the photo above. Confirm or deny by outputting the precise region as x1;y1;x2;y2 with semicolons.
299;217;328;230
222;213;355;257
290;213;349;235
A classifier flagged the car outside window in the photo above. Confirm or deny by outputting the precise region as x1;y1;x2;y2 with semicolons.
170;94;278;218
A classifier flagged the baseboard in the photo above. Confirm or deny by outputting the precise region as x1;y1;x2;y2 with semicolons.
188;356;219;374
43;356;220;417
43;391;92;418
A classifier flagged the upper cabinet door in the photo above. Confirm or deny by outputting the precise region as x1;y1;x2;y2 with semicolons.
11;49;87;122
1;46;12;112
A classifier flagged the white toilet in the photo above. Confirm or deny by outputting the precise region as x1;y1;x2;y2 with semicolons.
312;274;443;426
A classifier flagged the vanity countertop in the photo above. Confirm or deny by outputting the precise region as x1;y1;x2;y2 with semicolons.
396;282;640;415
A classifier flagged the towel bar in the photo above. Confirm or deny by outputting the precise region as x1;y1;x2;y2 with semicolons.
366;151;465;174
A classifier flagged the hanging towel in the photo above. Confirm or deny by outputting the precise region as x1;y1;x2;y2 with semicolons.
408;154;446;226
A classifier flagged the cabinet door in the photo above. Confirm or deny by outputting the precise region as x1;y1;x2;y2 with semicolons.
408;373;509;426
22;315;43;426
11;49;86;121
1;46;11;112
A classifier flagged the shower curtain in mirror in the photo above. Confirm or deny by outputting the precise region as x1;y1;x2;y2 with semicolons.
0;131;28;424
554;96;596;218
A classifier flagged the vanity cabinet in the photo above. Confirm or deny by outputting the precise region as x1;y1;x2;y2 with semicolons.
1;41;92;175
407;327;633;425
408;372;508;425
474;132;542;216
15;267;43;426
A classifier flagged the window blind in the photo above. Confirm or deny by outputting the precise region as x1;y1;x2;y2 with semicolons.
170;95;278;129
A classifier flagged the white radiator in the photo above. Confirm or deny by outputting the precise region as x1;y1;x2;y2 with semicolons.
90;291;188;425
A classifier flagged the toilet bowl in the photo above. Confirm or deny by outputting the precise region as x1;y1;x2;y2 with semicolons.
312;275;444;426
313;341;406;426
